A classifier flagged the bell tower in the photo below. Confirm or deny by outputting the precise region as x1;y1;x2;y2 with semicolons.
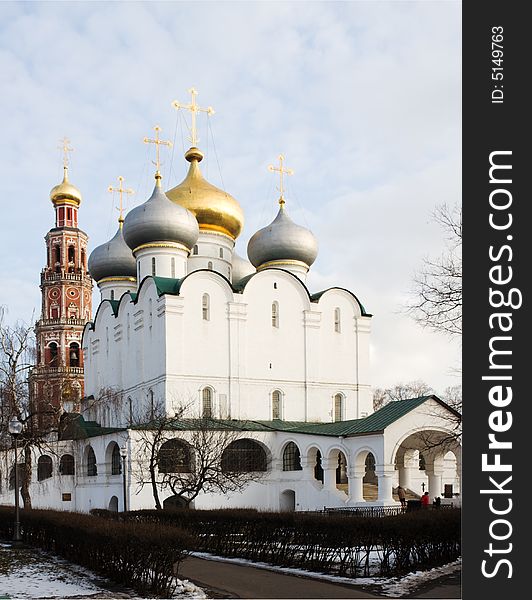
30;139;93;422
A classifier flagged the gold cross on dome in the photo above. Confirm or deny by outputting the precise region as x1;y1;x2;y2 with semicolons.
268;154;294;205
58;137;74;169
108;176;134;226
143;125;172;177
172;88;215;147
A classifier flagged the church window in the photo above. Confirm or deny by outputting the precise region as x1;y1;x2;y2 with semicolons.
37;455;53;481
48;342;59;367
171;257;176;278
111;290;115;300
111;444;122;475
272;302;279;328
59;454;75;475
202;387;213;418
67;207;73;222
158;439;191;473
68;246;75;263
202;294;210;321
334;393;343;422
314;450;324;482
334;308;341;332
152;257;156;276
50;305;59;319
148;389;155;420
283;442;302;471
273;282;277;289
219;248;224;259
58;207;65;225
55;245;61;264
272;390;282;420
81;249;86;269
128;397;133;424
221;439;267;473
69;343;80;367
193;245;198;255
207;261;213;270
87;447;97;476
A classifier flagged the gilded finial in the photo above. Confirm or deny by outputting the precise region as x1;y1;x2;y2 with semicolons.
58;136;74;177
268;154;294;206
143;125;172;184
172;88;215;149
108;176;134;228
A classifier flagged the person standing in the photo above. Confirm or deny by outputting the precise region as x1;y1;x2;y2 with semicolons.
397;485;407;510
421;491;430;508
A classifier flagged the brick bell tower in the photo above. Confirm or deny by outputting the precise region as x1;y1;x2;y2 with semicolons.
30;140;93;423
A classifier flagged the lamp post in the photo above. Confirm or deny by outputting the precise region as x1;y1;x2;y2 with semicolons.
120;444;128;513
8;416;23;542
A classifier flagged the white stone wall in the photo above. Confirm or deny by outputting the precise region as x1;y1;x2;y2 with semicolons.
83;267;372;427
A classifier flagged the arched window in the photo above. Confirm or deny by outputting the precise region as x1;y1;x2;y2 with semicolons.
272;390;282;420
314;450;324;482
151;257;156;276
69;342;80;367
81;248;86;269
87;446;97;476
171;257;176;278
219;247;224;258
37;455;53;481
111;444;122;475
68;246;75;263
282;442;302;471
148;389;155;420
272;301;279;328
158;439;191;473
334;393;343;422
59;454;75;475
202;293;210;321
363;452;377;484
207;261;213;270
334;307;341;333
48;342;59;367
221;439;268;472
193;245;199;255
55;245;61;264
202;387;213;418
110;289;115;300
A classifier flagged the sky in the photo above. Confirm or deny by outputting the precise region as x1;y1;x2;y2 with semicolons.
0;1;461;395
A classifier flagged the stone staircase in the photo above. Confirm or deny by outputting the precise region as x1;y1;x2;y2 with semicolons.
337;482;420;501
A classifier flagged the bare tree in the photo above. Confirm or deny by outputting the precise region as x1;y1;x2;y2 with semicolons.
373;380;433;411
0;308;61;507
408;203;462;337
133;405;268;509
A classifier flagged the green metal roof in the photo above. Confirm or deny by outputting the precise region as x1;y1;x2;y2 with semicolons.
152;276;182;296
59;413;125;440
130;396;446;438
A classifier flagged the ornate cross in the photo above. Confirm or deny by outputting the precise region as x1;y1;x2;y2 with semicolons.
58;137;74;170
172;88;215;147
143;125;172;176
268;154;294;205
108;176;134;225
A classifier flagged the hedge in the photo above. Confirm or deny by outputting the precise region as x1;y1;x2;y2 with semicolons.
0;507;191;597
94;507;461;577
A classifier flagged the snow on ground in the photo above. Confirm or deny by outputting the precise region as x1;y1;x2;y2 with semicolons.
190;551;461;598
0;543;206;600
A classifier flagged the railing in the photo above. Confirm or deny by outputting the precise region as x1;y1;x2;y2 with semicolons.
41;270;90;283
37;318;88;327
319;503;457;518
31;366;84;376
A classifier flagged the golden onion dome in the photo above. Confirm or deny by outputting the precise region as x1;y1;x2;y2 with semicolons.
50;167;82;206
166;147;244;240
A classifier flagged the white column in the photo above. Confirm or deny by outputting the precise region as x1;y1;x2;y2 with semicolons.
348;466;365;503
322;457;337;491
376;466;395;503
427;468;443;500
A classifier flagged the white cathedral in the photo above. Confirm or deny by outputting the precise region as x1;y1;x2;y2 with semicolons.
1;107;461;513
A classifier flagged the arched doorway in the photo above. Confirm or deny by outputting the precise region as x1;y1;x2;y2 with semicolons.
108;496;118;512
280;489;296;511
163;495;188;510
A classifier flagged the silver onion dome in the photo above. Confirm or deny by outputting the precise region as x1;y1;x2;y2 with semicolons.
88;224;137;282
123;180;199;252
247;205;318;268
232;251;255;283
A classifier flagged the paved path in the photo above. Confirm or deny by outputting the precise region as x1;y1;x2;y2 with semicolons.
179;556;384;599
410;571;461;598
